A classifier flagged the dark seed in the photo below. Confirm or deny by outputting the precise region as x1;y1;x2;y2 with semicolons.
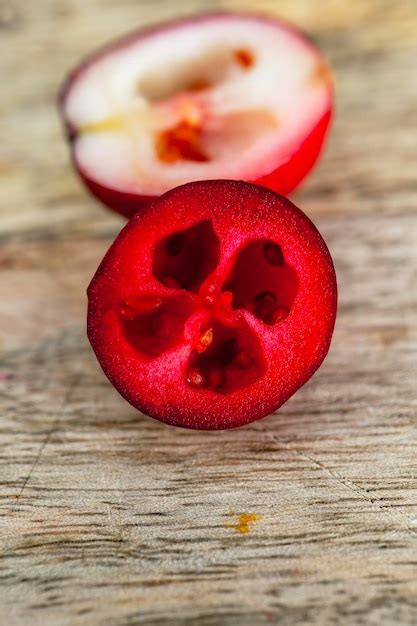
263;242;284;266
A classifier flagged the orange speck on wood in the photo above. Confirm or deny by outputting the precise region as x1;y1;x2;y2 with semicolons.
226;511;262;534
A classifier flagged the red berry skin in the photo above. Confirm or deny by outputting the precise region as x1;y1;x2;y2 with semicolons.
87;180;337;430
78;174;154;219
256;109;332;197
59;12;333;218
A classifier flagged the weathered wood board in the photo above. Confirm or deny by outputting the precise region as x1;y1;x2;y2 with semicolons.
1;1;417;624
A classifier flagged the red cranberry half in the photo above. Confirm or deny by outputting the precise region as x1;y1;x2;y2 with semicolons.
87;180;337;429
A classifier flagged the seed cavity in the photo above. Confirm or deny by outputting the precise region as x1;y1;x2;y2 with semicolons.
156;118;209;164
166;233;185;256
153;220;220;293
138;44;256;105
121;295;193;359
186;319;265;394
222;239;298;325
233;349;255;370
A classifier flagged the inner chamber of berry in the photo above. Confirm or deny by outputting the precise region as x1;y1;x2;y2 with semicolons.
138;46;255;103
138;44;276;165
152;219;220;291
120;221;298;393
186;318;266;394
121;295;194;358
223;239;298;324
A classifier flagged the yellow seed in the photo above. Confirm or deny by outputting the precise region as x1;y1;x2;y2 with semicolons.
196;328;213;353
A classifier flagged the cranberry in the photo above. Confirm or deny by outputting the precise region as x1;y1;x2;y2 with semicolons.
87;180;337;429
60;13;333;217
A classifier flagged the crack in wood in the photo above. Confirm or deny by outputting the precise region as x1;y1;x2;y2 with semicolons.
14;374;81;500
266;431;417;541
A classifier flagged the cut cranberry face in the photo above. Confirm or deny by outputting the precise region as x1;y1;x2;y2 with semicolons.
60;13;333;217
87;180;337;429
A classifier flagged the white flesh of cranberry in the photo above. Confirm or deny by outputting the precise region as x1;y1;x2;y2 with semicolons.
64;15;331;196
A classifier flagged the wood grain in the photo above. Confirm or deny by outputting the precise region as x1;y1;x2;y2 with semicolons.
1;1;417;624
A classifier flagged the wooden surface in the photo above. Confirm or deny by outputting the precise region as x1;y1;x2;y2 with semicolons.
1;1;417;624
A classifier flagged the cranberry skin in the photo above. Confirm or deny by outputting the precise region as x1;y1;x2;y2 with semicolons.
256;110;332;197
87;180;337;429
60;12;333;218
78;173;153;219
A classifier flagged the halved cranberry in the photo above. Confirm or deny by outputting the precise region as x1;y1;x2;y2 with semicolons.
87;181;337;429
60;13;333;217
